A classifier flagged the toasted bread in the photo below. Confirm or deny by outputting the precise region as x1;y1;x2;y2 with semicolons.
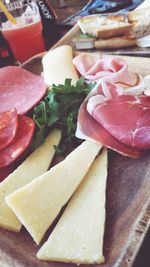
128;8;150;38
95;36;136;49
78;14;131;39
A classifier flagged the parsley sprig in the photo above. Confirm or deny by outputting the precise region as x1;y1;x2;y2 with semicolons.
31;77;95;155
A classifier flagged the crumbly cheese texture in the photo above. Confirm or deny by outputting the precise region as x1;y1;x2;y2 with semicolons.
0;129;61;232
6;141;101;244
37;149;107;264
42;45;79;86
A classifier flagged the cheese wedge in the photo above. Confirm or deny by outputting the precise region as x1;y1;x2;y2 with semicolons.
42;45;79;86
0;129;61;232
37;149;107;264
6;141;101;244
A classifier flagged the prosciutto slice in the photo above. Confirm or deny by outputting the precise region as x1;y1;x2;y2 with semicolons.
74;54;149;157
0;66;47;114
76;100;142;158
73;54;138;85
88;95;150;150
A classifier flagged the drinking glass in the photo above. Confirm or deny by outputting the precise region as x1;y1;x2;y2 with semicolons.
0;0;45;63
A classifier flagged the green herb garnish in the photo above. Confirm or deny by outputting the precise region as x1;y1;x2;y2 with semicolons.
31;77;95;155
78;33;95;39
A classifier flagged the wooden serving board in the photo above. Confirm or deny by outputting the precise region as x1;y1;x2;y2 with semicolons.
0;53;150;267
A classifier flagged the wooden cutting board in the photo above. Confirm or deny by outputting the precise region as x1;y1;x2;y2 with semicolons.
0;53;150;267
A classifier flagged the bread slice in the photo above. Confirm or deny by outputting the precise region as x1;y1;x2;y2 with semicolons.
78;14;131;39
128;8;150;38
95;36;136;49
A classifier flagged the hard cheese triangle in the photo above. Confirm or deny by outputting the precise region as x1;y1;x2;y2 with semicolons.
0;129;61;232
6;141;101;244
37;149;107;264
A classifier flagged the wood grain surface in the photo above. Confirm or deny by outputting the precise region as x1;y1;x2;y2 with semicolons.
0;54;150;267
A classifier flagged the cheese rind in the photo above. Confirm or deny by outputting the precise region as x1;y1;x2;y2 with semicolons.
0;129;61;232
42;45;79;86
37;149;107;264
6;141;101;244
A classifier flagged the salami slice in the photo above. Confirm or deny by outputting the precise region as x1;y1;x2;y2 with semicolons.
0;66;47;114
0;165;14;182
0;116;35;167
0;109;18;150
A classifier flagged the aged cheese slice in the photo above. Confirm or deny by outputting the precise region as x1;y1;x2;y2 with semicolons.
0;129;61;232
42;45;79;86
6;141;101;244
37;148;107;264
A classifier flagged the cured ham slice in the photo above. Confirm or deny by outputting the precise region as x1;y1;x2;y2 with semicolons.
0;116;35;167
0;66;47;115
90;80;122;99
117;75;146;96
76;101;142;158
88;95;150;150
73;54;137;85
74;54;149;157
0;109;18;150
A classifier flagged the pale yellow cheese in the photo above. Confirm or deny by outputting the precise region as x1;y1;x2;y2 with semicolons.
0;129;61;232
42;45;79;86
37;149;107;264
6;141;101;244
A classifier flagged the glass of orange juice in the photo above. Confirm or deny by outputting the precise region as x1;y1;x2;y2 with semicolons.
0;0;45;63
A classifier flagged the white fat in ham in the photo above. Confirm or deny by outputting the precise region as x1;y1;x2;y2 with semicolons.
117;75;146;96
144;75;150;96
74;54;149;158
73;54;138;85
87;95;106;115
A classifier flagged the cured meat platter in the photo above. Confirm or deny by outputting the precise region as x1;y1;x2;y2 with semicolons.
0;46;150;267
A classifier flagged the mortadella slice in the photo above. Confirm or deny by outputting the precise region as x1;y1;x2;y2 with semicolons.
0;109;18;150
0;66;47;114
0;116;35;167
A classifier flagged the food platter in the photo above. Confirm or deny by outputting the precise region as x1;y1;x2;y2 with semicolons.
0;43;150;267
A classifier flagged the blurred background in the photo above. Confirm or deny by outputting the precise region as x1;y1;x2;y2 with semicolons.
0;0;145;66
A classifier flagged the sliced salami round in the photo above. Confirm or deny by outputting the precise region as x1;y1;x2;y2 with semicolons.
0;109;18;150
0;115;35;167
0;66;47;115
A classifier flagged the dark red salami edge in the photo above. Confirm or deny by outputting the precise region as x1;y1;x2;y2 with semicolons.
0;115;35;168
0;108;18;151
0;165;14;182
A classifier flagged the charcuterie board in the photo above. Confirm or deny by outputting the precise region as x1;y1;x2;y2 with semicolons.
0;49;150;267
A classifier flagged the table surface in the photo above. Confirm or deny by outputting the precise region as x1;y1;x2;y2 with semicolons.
48;1;150;267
